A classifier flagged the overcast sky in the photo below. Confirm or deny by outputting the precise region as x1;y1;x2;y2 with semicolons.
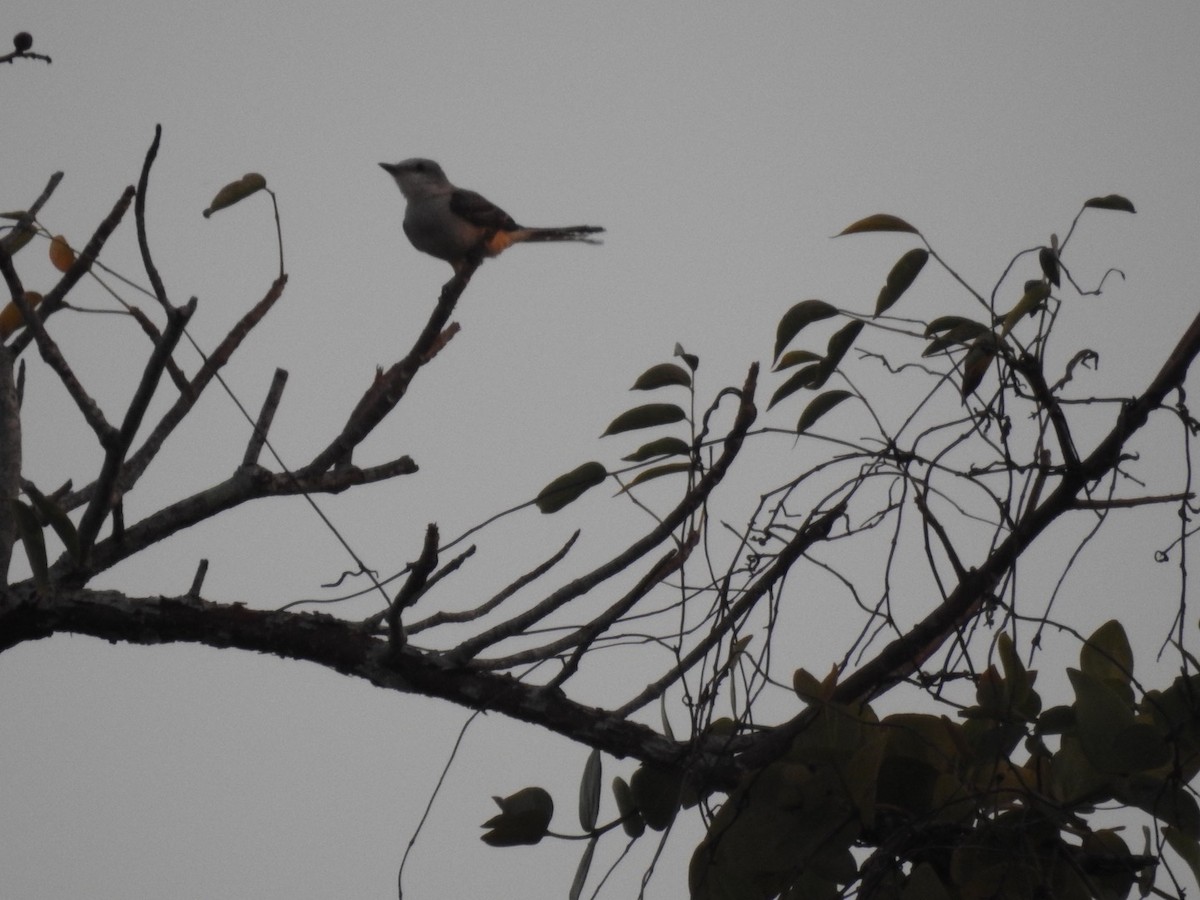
3;4;1200;899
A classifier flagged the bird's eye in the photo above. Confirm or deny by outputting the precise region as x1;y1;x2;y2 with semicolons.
413;161;426;172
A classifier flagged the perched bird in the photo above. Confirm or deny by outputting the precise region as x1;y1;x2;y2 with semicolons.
380;158;604;274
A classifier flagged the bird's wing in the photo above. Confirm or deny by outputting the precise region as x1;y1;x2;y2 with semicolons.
450;189;520;232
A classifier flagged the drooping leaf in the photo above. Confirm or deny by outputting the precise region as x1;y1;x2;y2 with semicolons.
631;362;691;391
1164;827;1200;886
481;786;554;846
0;291;43;340
569;838;597;900
922;320;992;357
9;499;48;592
773;349;822;372
203;173;268;218
620;461;693;490
874;248;928;317
622;436;691;463
601;403;686;436
959;339;996;400
535;462;607;514
773;299;838;361
1083;194;1136;214
661;695;675;743
925;315;985;337
48;234;75;273
1038;246;1060;287
578;749;602;831
23;481;80;562
824;320;864;372
797;389;853;433
630;764;683;831
612;777;645;838
837;213;920;236
1000;280;1051;338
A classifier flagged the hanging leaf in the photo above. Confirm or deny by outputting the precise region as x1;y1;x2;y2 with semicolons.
578;749;602;831
925;315;985;337
1038;246;1060;287
874;248;928;317
773;299;838;362
923;322;992;357
203;173;268;218
630;764;683;831
601;403;686;436
535;462;607;514
661;695;676;742
837;213;920;236
620;462;693;490
23;481;80;562
622;436;691;463
0;291;43;340
824;320;864;371
48;234;75;273
1083;194;1136;214
481;786;554;846
9;499;49;592
674;343;699;372
768;364;824;410
631;362;692;391
773;349;822;372
959;339;996;400
612;777;645;838
569;838;597;900
797;390;853;433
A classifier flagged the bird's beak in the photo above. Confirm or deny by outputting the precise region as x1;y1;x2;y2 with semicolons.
380;162;399;174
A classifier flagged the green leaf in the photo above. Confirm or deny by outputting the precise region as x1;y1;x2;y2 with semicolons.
1038;246;1060;287
1069;668;1136;773
202;173;268;218
569;838;596;900
925;315;986;337
10;499;49;591
823;320;864;373
631;362;692;391
773;349;823;372
923;321;992;357
481;786;554;846
1083;193;1136;214
535;462;607;514
612;776;645;838
622;436;691;462
797;389;853;433
621;462;692;489
1165;826;1200;885
23;481;80;562
959;339;995;400
874;248;928;317
1080;619;1134;695
578;749;602;831
630;764;683;831
673;343;699;372
601;403;686;436
773;299;838;361
768;364;824;410
999;280;1051;338
836;213;921;236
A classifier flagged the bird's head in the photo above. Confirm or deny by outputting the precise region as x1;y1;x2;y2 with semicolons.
379;158;450;199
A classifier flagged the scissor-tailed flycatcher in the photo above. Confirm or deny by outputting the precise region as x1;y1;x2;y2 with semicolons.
380;159;604;274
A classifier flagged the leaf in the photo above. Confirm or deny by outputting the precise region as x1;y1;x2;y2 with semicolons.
1083;193;1136;214
569;838;597;900
999;280;1051;338
824;320;863;372
1038;246;1060;287
1080;619;1134;690
1165;826;1200;886
578;749;602;831
612;777;645;838
959;339;995;400
874;248;928;317
9;499;49;592
673;343;699;372
922;321;992;357
601;403;686;436
535;462;607;514
630;764;683;831
23;481;80;562
768;363;824;410
481;786;554;846
797;390;853;433
202;172;268;218
0;291;43;340
773;349;822;372
48;234;75;273
925;315;986;337
620;462;692;489
622;436;691;462
661;696;675;742
837;213;920;236
773;299;838;361
631;362;692;391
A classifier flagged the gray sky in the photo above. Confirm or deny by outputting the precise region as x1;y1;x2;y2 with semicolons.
3;3;1200;898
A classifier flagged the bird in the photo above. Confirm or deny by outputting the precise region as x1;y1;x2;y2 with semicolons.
380;159;604;274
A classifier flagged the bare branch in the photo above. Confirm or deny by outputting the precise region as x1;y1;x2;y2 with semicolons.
242;368;288;467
